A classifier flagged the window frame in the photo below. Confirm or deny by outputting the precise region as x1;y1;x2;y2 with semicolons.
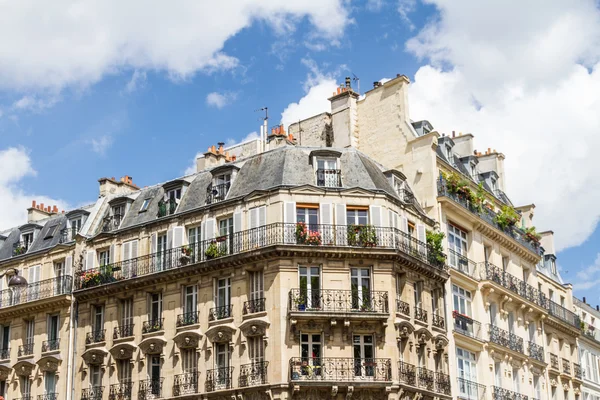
139;198;152;212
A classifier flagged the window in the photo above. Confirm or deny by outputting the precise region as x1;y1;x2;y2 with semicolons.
149;293;163;324
351;268;371;310
248;336;264;364
22;231;34;248
297;207;318;230
353;335;374;377
491;178;497;192
214;343;230;389
215;173;231;187
453;285;473;334
414;281;423;306
25;319;35;349
512;368;520;393
183;285;198;324
0;380;5;399
529;322;536;343
99;249;110;267
508;312;515;334
188;226;201;245
148;355;161;388
156;234;168;270
0;324;9;358
120;298;133;336
182;348;198;373
300;333;321;370
299;266;320;309
551;259;557;275
44;224;58;239
92;305;104;341
140;198;151;212
215;278;231;319
549;289;555;302
90;364;102;388
45;371;56;395
346;209;368;225
219;217;233;238
118;359;132;383
70;217;82;234
393;177;406;195
408;222;415;238
167;188;182;201
484;245;492;263
47;314;59;348
457;348;477;399
448;224;468;269
502;255;509;272
470;163;476;177
534;375;541;399
248;271;264;313
316;158;340;187
494;362;502;387
20;376;31;398
113;204;125;218
445;145;452;160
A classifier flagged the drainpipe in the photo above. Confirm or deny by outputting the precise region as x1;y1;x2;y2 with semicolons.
66;296;78;400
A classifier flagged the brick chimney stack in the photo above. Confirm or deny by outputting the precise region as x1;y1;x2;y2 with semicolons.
27;200;59;222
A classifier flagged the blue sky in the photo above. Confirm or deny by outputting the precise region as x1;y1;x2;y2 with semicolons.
1;0;600;302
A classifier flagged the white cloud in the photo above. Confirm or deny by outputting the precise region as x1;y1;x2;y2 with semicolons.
90;135;113;155
0;1;351;92
366;0;384;12
123;70;147;94
12;94;60;112
573;253;600;291
206;91;238;109
0;147;67;230
406;0;600;252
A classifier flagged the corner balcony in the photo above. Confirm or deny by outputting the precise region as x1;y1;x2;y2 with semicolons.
492;386;528;400
487;325;523;354
480;262;548;310
288;289;389;320
452;311;483;341
290;357;392;383
0;276;72;315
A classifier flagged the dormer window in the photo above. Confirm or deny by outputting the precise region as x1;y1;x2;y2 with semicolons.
22;232;34;248
63;209;89;242
491;178;498;192
112;204;124;225
446;145;452;160
167;188;182;201
470;162;477;178
316;158;341;187
14;228;36;256
44;225;58;240
206;165;238;205
102;200;130;232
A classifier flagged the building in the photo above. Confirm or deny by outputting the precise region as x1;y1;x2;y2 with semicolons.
574;297;600;400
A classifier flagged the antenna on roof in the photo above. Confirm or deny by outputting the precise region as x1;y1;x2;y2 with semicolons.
352;73;360;95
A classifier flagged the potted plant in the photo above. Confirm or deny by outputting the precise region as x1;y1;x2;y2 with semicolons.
180;245;193;265
347;224;361;246
205;241;221;260
305;230;322;246
494;206;520;230
13;245;26;255
426;230;446;264
295;222;308;244
523;226;542;246
358;225;378;247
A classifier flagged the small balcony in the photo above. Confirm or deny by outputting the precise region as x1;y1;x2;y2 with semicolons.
492;386;528;400
574;363;583;380
435;372;451;395
239;361;269;387
527;341;544;363
86;329;105;344
562;358;571;375
177;311;200;327
37;394;58;400
113;324;134;339
316;169;342;187
81;387;103;400
206;366;234;392
42;339;60;352
548;300;581;329
59;227;80;243
142;318;164;334
398;361;416;385
18;341;34;357
12;240;30;256
453;311;482;340
481;262;547;309
173;372;199;396
289;289;389;315
209;305;233;322
101;214;122;232
138;379;163;400
290;357;392;382
457;377;486;400
550;354;559;370
432;313;445;330
447;249;478;279
156;198;177;218
417;367;435;391
206;182;231;204
109;382;133;400
0;347;9;360
414;306;428;324
488;325;523;353
243;298;266;315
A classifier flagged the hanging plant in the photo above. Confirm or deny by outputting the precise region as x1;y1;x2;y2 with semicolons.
494;206;520;230
523;226;542;245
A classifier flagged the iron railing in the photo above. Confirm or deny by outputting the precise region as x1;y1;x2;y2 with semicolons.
206;182;231;204
457;377;486;400
60;227;80;243
142;318;164;334
138;379;163;400
209;305;233;321
239;361;269;387
243;298;266;314
113;324;134;339
12;240;30;256
488;325;523;353
562;358;571;374
14;397;32;400
397;189;415;204
316;169;342;187
0;276;72;308
398;361;416;385
550;354;559;369
492;386;528;400
86;330;105;344
177;311;200;327
37;395;58;400
206;367;234;392
109;382;133;400
81;387;103;400
102;214;122;232
417;367;435;391
415;306;428;323
432;313;445;329
574;363;582;379
18;341;34;356
290;357;392;382
0;347;9;359
448;248;478;278
288;289;389;314
173;372;199;396
453;311;482;340
528;341;544;363
481;262;547;308
548;300;581;328
75;223;447;290
397;298;410;316
436;372;451;395
157;198;178;218
42;339;60;352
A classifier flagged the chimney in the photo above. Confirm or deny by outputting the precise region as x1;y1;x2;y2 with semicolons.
345;76;351;89
203;143;228;168
584;296;587;304
597;305;599;311
27;200;57;222
98;175;138;197
328;78;360;148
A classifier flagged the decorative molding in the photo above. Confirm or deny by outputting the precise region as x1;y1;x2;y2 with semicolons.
81;348;108;366
37;356;60;373
109;342;137;360
138;337;167;355
173;330;202;349
0;365;10;380
239;319;269;337
13;360;35;377
205;324;236;344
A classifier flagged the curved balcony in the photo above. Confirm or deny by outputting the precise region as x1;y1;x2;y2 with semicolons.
492;386;528;400
209;305;232;322
396;298;410;316
42;339;60;352
239;361;269;387
288;289;389;316
142;318;164;334
414;307;428;324
206;367;234;392
86;330;105;344
290;357;392;383
481;262;548;309
432;313;445;330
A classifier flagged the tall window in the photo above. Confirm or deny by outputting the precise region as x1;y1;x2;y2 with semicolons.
188;226;201;262
316;158;339;187
93;305;104;333
120;298;133;336
414;281;423;306
215;173;231;187
148;355;161;395
70;218;82;235
156;234;168;270
512;367;519;393
457;347;477;399
183;285;198;325
453;285;473;334
494;362;502;387
300;334;321;371
118;359;131;383
25;319;35;351
502;256;509;272
90;364;102;388
182;349;197;373
54;261;65;294
99;250;110;268
22;231;34;248
299;266;320;309
215;343;230;389
248;336;264;364
353;335;374;377
297;207;318;231
0;379;5;399
0;324;9;358
167;188;182;201
149;293;162;325
219;217;234;254
248;271;264;313
215;278;231;319
448;224;468;269
351;268;371;310
20;376;31;398
47;314;59;349
44;371;56;395
347;209;368;226
534;375;541;399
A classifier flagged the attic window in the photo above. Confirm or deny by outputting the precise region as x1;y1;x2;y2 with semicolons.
206;173;232;204
470;162;477;177
44;225;58;240
316;158;341;187
446;145;452;160
139;198;151;213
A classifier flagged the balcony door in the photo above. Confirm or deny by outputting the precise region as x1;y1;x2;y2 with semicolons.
48;314;59;344
299;267;320;309
351;268;371;310
353;335;374;377
121;298;133;333
300;333;322;377
148;355;161;395
25;320;35;349
216;278;231;318
149;293;162;325
156;234;168;271
316;158;338;187
54;261;64;295
215;343;230;389
90;365;102;389
93;305;104;336
0;325;9;355
184;285;197;317
44;372;56;395
27;265;40;301
219;217;234;255
457;348;477;399
453;285;473;335
448;224;468;270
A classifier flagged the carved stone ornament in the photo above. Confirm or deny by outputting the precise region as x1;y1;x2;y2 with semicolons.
563;383;570;391
205;325;236;344
13;360;35;377
434;334;449;350
238;391;271;400
138;337;167;355
81;348;108;366
173;330;202;349
109;343;137;360
37;356;60;372
395;321;415;341
352;390;385;400
0;365;10;380
550;378;558;387
239;319;269;337
294;388;328;399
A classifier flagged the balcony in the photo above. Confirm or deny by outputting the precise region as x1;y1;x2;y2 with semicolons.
481;262;547;309
397;189;415;204
488;325;523;353
139;379;163;400
243;298;266;315
432;313;445;330
173;372;199;396
209;305;233;321
0;347;9;360
12;240;30;256
156;198;177;218
398;361;416;385
206;367;234;392
113;324;134;339
177;311;200;327
42;339;60;352
548;300;581;329
417;367;435;391
550;354;559;370
75;223;447;291
574;363;582;380
59;227;80;243
239;361;269;387
447;249;478;279
101;214;122;232
527;341;544;363
316;169;342;187
290;357;392;382
396;298;410;316
289;289;389;315
37;395;58;400
457;377;486;400
109;382;133;400
206;182;231;204
142;318;164;334
0;276;72;309
414;307;428;324
453;312;482;340
435;372;451;395
18;342;34;357
562;358;571;375
86;330;105;344
81;387;103;400
492;386;528;400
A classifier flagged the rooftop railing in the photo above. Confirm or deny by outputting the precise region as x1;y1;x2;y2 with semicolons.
288;289;389;314
76;223;446;290
548;300;581;328
0;276;72;309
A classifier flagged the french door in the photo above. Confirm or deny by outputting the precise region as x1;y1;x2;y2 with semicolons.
300;334;322;377
353;335;375;377
299;266;320;309
215;343;230;389
351;268;371;310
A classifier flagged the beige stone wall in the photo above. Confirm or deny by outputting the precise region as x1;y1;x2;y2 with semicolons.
287;112;331;147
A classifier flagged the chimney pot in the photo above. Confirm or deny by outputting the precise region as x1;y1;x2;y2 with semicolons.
584;296;587;303
345;76;351;88
488;147;491;154
53;205;58;213
396;74;401;78
40;203;44;210
493;149;497;153
597;305;599;311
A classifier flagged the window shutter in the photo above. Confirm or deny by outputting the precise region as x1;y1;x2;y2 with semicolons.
65;256;72;276
200;222;206;242
320;203;333;245
233;211;242;233
173;227;184;248
151;234;157;254
166;229;174;250
258;206;266;227
335;204;347;225
109;244;115;265
335;204;347;246
369;205;382;227
131;240;138;258
122;242;130;261
284;202;296;224
249;208;258;229
417;223;427;255
400;216;409;248
86;250;96;271
205;218;216;240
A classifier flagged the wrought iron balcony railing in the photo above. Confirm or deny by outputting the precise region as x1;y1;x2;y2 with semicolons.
177;311;200;327
42;339;60;352
492;386;528;400
397;298;410;316
453;311;482;340
37;394;58;400
574;363;582;379
316;169;342;187
81;387;103;400
435;372;451;395
457;377;486;400
206;366;234;392
101;214;123;232
243;298;266;314
113;324;134;339
415;307;428;323
18;341;34;356
109;382;133;400
448;248;478;279
142;318;164;334
432;313;445;329
138;379;163;400
562;358;571;374
209;305;233;321
528;341;544;363
0;275;72;308
488;325;523;353
550;354;559;369
12;240;30;256
156;198;178;218
0;347;9;360
397;189;415;204
288;289;389;314
239;361;269;387
398;361;416;385
417;367;435;391
548;300;581;328
481;262;548;308
60;227;80;243
173;372;199;396
76;223;447;291
14;397;32;400
290;357;392;382
206;182;231;204
86;330;105;344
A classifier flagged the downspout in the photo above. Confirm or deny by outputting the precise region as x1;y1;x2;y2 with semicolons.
66;295;78;400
